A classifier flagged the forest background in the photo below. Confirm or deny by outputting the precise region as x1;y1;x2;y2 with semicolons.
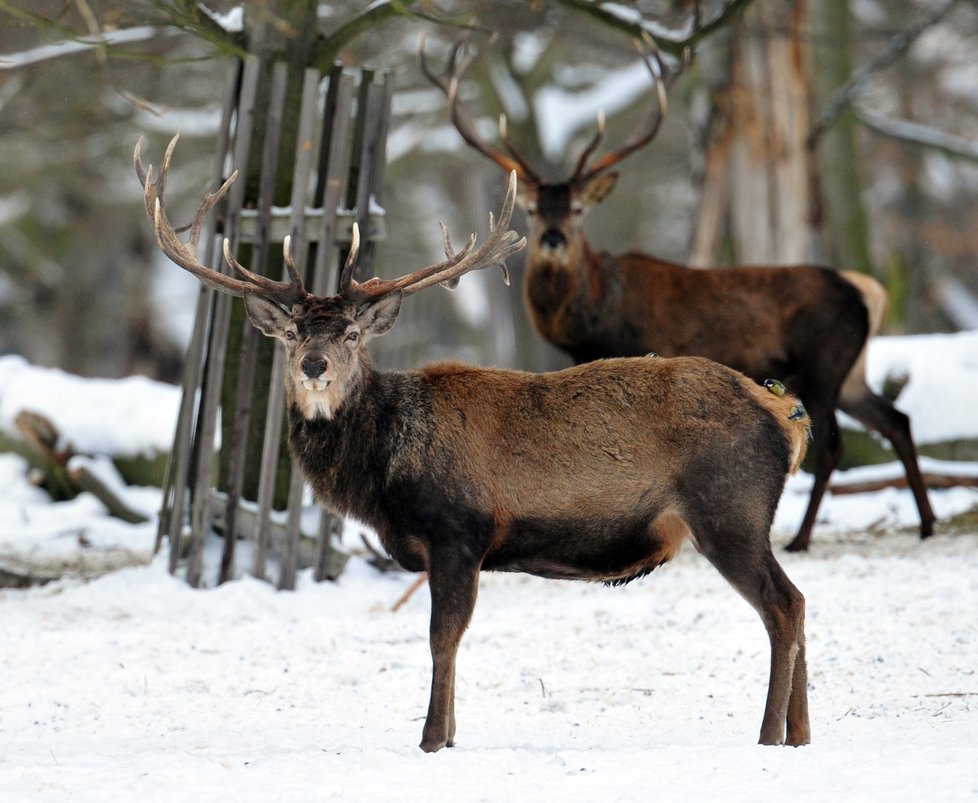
1;0;976;385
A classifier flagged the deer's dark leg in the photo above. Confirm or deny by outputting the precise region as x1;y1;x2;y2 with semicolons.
785;611;811;747
752;556;809;746
420;549;480;753
699;533;809;746
786;406;843;552
839;389;936;539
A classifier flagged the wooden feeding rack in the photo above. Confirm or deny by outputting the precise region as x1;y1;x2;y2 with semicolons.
155;57;391;589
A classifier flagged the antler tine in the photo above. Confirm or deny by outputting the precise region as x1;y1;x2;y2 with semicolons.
350;170;526;300
419;32;540;184
133;136;158;223
496;113;543;187
338;221;362;292
573;31;670;185
570;109;607;183
135;134;309;307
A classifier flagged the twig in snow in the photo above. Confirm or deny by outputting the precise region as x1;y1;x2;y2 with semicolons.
391;574;428;613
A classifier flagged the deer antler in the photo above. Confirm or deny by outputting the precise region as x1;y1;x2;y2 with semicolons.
572;32;672;185
134;134;309;308
419;32;541;184
346;169;526;299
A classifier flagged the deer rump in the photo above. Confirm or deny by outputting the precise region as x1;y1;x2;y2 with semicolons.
292;355;806;586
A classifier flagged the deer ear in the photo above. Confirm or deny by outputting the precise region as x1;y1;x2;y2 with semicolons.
580;172;619;207
356;292;402;340
244;293;291;340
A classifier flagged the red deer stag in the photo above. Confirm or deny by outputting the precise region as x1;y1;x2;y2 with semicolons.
421;36;935;552
136;134;811;751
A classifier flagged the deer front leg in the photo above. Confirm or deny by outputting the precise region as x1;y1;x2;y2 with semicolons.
420;552;480;753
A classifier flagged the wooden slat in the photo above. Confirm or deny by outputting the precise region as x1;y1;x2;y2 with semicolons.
185;55;262;588
157;59;242;565
251;66;323;582
307;68;359;581
313;69;356;295
220;60;290;585
279;466;305;590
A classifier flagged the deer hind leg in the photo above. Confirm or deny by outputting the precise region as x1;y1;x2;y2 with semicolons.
420;549;481;753
839;386;936;539
787;406;843;552
755;557;810;746
700;538;810;746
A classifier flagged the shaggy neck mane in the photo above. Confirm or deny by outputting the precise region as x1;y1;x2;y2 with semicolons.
285;361;423;528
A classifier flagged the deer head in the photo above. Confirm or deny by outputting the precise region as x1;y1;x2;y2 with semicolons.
420;32;670;263
134;134;525;420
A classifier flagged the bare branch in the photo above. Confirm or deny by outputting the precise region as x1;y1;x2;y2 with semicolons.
853;105;978;163
552;0;753;58
808;0;963;149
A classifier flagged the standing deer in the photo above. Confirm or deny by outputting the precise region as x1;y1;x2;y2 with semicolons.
136;134;811;751
421;36;935;552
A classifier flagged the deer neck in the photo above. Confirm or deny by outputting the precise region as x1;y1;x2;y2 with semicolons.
523;236;607;353
285;364;426;529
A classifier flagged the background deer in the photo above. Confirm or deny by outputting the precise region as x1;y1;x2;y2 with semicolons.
137;135;811;751
422;36;935;553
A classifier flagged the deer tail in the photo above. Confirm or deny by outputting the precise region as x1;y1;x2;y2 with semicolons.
751;381;812;475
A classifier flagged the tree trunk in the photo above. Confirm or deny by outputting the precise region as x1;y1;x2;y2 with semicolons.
690;0;821;266
810;0;873;273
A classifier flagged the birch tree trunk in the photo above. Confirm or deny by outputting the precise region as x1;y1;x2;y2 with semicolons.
690;0;821;266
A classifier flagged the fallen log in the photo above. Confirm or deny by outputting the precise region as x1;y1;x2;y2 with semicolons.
830;471;978;496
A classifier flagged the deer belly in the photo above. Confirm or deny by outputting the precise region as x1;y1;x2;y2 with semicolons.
483;511;684;584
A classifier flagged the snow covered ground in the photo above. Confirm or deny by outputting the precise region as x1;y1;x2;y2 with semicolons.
1;334;977;801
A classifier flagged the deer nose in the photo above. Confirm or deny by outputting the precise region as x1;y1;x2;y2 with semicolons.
540;228;566;249
301;356;328;379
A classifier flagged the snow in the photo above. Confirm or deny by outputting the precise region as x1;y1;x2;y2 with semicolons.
863;330;978;443
0;355;180;458
1;335;977;801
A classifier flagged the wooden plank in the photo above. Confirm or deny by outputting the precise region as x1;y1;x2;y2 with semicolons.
186;54;261;588
357;72;393;272
209;489;317;569
251;66;323;582
279;468;305;590
312;67;356;295
220;60;289;585
236;207;384;244
306;67;358;580
158;59;242;565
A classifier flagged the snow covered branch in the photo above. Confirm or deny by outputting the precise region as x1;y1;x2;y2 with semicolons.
0;26;173;70
854;106;978;164
552;0;753;57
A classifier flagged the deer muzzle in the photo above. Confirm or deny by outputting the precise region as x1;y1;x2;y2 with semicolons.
540;227;567;250
301;356;330;391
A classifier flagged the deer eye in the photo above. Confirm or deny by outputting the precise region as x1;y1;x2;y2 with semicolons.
525;204;537;217
345;331;360;345
285;330;297;342
571;203;584;216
